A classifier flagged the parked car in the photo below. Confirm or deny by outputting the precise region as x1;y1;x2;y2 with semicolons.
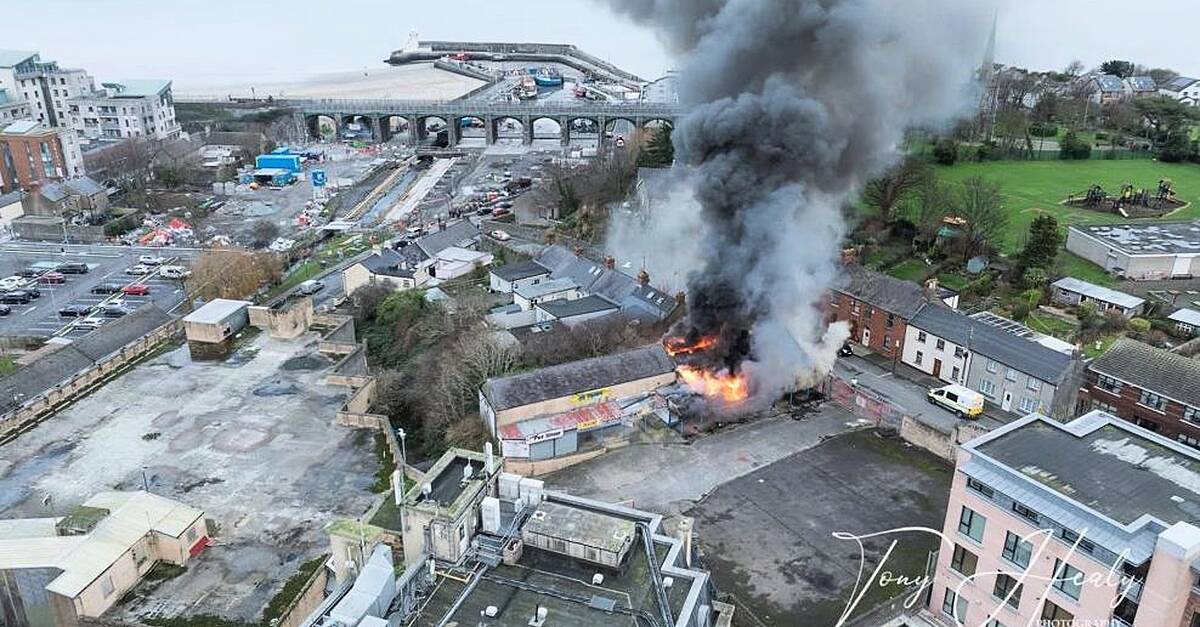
75;317;106;330
92;283;124;295
37;272;66;284
20;287;40;299
122;284;151;296
490;229;511;241
126;264;152;275
18;268;41;278
0;291;32;304
138;254;168;265
927;384;984;419
0;276;23;291
58;304;93;317
298;279;325;295
57;262;89;274
491;207;512;217
99;304;130;318
160;265;191;279
0;304;10;316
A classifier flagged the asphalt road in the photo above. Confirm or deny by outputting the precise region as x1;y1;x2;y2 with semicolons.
0;242;199;339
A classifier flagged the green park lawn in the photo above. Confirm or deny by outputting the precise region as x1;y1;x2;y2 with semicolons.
937;159;1200;255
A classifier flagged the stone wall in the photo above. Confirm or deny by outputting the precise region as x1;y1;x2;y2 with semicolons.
249;297;314;339
276;557;330;627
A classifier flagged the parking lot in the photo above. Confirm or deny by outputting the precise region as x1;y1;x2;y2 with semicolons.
0;242;197;340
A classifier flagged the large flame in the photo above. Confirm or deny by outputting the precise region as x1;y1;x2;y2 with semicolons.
677;365;750;404
664;335;718;357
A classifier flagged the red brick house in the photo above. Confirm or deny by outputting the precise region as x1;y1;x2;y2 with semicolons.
826;265;931;360
1082;338;1200;448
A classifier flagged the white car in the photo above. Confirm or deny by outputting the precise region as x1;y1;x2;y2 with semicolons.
0;276;23;290
490;230;511;241
75;317;106;330
160;265;191;279
138;254;167;265
125;264;152;275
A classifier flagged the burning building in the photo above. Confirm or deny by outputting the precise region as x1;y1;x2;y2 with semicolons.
601;0;990;410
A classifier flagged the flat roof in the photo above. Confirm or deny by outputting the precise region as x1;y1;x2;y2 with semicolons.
515;277;578;300
102;79;171;97
183;298;250;325
537;294;619;319
1053;277;1145;309
492;259;550;282
404;449;496;517
1169;308;1200;327
973;412;1200;527
1072;221;1200;256
524;501;636;554
0;491;203;598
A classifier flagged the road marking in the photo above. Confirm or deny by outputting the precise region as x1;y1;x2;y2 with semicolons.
20;306;37;316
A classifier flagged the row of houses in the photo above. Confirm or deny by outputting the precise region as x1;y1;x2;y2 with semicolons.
341;220;493;294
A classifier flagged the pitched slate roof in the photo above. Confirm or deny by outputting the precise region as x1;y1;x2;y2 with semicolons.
63;177;105;197
1052;277;1145;309
416;219;479;258
533;245;676;320
1127;76;1157;92
909;305;1075;383
481;344;674;411
836;265;928;318
39;182;70;203
491;259;550;282
360;246;428;279
1090;338;1200;408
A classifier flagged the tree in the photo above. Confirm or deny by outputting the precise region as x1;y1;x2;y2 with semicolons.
1148;68;1180;86
186;249;283;301
250;219;280;248
1059;131;1092;160
900;176;955;247
862;156;931;219
1018;214;1062;271
637;123;674;167
932;138;959;166
1135;96;1198;149
1099;60;1136;79
955;176;1008;262
1063;60;1085;79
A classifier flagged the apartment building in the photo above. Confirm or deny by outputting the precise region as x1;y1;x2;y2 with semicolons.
1082;338;1200;447
0;88;30;124
929;410;1200;627
0;120;84;193
69;80;181;141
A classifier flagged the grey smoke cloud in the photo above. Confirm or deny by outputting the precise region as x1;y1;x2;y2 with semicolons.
602;0;989;402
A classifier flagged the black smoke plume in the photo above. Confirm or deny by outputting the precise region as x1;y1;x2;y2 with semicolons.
602;0;988;402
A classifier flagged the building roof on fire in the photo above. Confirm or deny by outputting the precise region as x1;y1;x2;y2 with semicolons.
481;344;675;412
1089;338;1200;409
909;305;1076;384
836;265;928;319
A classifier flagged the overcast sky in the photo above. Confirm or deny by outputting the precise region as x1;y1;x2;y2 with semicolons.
6;0;1197;89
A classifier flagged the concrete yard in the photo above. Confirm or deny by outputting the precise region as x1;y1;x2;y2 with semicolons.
689;429;952;626
0;332;379;621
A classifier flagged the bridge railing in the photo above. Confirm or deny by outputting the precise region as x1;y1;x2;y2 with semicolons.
290;98;683;117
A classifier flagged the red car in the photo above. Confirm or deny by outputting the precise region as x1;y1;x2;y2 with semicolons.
37;272;65;284
122;284;150;296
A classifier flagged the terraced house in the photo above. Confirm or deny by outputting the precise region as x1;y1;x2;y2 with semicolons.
827;266;955;360
1082;338;1200;448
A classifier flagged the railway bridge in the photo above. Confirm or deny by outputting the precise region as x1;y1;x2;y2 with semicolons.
290;99;682;147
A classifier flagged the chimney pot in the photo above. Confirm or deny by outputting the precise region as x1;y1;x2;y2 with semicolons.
603;256;615;270
637;269;650;286
840;247;859;266
573;244;584;257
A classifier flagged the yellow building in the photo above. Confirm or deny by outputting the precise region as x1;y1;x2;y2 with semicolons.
0;491;208;627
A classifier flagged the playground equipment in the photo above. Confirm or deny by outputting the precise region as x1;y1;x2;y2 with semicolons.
1065;179;1183;217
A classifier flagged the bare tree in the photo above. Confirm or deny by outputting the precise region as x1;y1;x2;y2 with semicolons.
1063;60;1085;79
186;249;283;301
862;156;931;219
954;176;1008;262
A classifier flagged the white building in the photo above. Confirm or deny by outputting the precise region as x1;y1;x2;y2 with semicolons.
1160;76;1200;105
1169;308;1200;336
1051;276;1146;317
69;80;181;141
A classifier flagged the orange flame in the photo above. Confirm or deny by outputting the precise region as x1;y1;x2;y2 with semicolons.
664;335;718;357
677;365;750;404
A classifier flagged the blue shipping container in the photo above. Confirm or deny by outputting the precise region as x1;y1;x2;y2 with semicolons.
255;154;302;173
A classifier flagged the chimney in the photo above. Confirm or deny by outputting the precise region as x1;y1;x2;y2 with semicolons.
924;278;940;299
637;269;650;286
840;247;859;266
573;244;584;257
484;442;495;475
603;256;615;270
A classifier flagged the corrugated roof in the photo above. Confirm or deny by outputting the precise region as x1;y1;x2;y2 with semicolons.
1168;308;1200;328
910;305;1075;383
482;344;674;411
1052;277;1145;309
1090;338;1200;408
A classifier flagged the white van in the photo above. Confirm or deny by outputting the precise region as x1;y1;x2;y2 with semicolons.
298;279;325;295
160;265;191;279
927;384;985;418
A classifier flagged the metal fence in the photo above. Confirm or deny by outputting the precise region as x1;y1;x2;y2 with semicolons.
823;373;906;431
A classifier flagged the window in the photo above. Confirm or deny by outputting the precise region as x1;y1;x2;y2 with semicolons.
980;380;997;398
186;527;197;542
1026;378;1041;392
886;313;895;328
951;366;961;381
950;544;978;576
884;335;892;349
1179;433;1200;450
1140;390;1166;411
101;575;115;597
915;351;924;366
1011;502;1039;524
942;588;967;622
1041;601;1073;623
954;346;966;359
1094;400;1118;414
936;338;946;350
966;477;994;498
1097;374;1123;394
958;506;986;543
993;574;1022;609
918;330;927;343
987;359;999;374
1019;396;1037;413
1186;406;1199;424
1052;559;1083;600
1005;368;1018;382
1002;531;1032;569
